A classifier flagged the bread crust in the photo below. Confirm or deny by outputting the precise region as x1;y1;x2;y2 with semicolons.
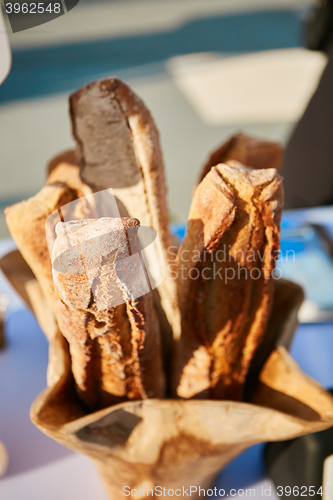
199;133;284;183
69;77;179;373
5;184;78;312
176;161;283;401
70;77;171;257
52;217;165;409
5;153;95;313
46;150;91;199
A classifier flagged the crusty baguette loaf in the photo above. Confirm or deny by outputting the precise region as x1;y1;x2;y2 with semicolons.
175;161;283;401
52;217;165;409
69;77;180;370
199;133;284;183
5;152;95;314
5;184;78;313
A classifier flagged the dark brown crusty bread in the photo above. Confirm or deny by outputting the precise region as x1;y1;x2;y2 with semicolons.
52;217;166;410
199;133;284;184
175;161;283;401
69;77;180;370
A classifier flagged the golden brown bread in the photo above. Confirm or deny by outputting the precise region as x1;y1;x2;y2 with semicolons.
5;152;95;313
6;78;177;402
47;149;76;177
52;217;166;409
175;161;283;401
199;133;284;184
69;77;180;371
46;150;90;198
5;184;78;313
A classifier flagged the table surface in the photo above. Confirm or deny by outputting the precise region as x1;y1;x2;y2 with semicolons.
1;206;333;499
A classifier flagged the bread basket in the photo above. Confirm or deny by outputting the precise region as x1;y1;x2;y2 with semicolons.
2;249;333;500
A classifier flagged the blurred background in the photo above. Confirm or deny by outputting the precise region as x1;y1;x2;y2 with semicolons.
0;0;329;236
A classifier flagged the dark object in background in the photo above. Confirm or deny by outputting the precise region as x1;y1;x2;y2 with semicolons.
265;389;333;500
304;0;333;51
64;0;80;12
283;1;333;209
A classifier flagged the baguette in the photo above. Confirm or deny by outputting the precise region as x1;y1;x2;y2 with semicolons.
5;151;96;314
175;161;283;401
199;133;284;183
5;184;78;313
52;217;165;409
69;77;179;369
